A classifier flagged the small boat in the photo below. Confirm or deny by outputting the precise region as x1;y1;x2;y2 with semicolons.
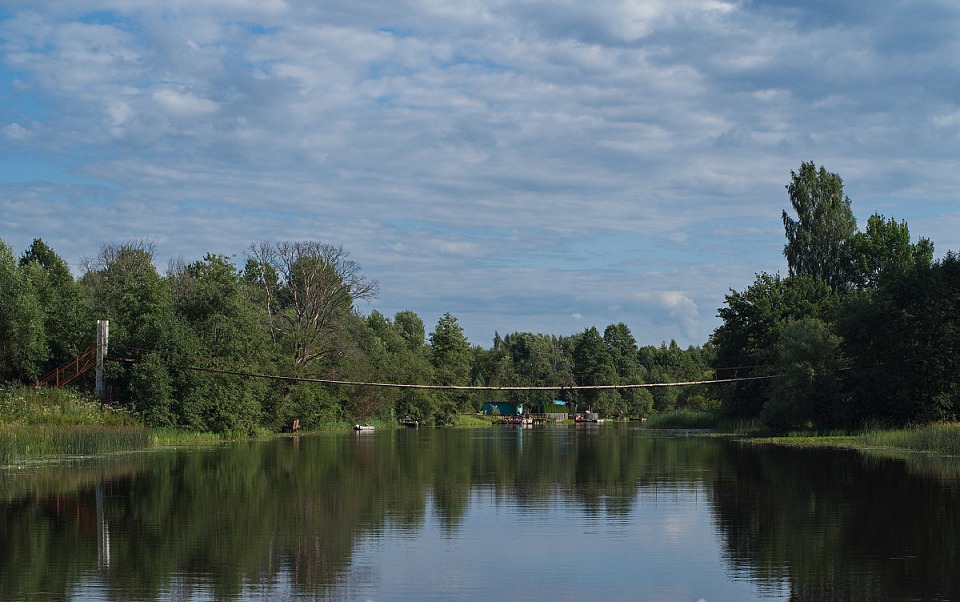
354;424;375;431
399;416;420;428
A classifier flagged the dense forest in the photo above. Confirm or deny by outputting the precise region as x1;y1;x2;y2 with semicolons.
1;162;957;432
0;238;713;431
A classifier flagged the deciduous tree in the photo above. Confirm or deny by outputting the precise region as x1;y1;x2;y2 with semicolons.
782;162;857;289
711;273;834;417
245;241;378;374
0;240;46;381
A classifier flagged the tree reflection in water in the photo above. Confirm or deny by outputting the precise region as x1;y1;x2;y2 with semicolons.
1;427;957;600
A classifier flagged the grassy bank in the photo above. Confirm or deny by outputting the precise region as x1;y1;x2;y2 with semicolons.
748;422;960;456
7;386;960;461
644;408;724;430
0;385;403;464
0;386;268;464
858;423;960;455
643;407;960;456
0;385;149;464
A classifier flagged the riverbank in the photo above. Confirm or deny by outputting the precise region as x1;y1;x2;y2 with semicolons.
0;386;263;465
5;387;960;464
748;423;960;456
643;408;960;456
0;386;406;464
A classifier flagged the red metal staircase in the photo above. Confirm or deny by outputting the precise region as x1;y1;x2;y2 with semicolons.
35;345;98;388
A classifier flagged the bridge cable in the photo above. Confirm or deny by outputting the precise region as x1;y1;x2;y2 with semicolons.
111;356;780;391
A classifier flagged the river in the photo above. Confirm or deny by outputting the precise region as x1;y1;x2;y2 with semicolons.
2;425;958;600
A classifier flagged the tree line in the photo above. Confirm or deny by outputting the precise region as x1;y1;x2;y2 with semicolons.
712;161;959;430
0;238;713;432
3;161;955;432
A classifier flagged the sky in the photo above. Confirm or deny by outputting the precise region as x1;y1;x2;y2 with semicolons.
2;1;959;348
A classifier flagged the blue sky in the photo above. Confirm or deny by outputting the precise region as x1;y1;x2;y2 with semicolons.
2;1;959;347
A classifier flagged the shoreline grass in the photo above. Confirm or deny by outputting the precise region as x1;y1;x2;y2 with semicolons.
7;386;960;462
744;422;960;456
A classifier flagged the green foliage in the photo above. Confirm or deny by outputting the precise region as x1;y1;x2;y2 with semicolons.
711;273;834;417
129;353;177;427
638;340;716;413
0;384;134;426
0;241;48;381
846;213;934;289
169;254;269;432
569;326;617;413
19;239;92;374
782;161;857;289
428;313;472;422
395;310;426;350
285;383;342;427
4;193;955;437
492;332;573;410
837;253;960;424
645;408;721;429
429;313;470;385
711;164;953;431
763;318;848;431
245;241;378;374
0;385;145;463
859;422;960;456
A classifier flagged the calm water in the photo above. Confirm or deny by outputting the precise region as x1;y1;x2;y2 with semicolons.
2;426;959;601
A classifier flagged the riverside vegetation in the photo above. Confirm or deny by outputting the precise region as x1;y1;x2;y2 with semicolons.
2;161;959;458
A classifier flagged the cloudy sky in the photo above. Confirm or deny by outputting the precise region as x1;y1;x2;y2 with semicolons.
2;1;959;347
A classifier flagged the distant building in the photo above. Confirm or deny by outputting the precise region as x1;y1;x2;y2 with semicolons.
482;401;523;416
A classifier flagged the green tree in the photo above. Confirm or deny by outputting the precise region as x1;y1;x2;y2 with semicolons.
429;313;471;423
638;340;709;412
837;253;960;424
81;241;179;418
711;273;834;418
19;238;92;373
245;241;378;375
782;162;857;289
429;313;471;385
570;326;618;415
846;213;934;289
763;318;848;430
168;254;269;432
501;332;573;410
361;310;439;423
603;323;651;417
395;310;426;351
0;239;46;381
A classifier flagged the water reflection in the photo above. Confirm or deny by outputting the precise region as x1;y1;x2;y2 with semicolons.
0;427;957;600
710;442;960;601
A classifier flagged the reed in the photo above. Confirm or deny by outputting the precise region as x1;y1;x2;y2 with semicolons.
0;424;151;464
0;385;147;464
645;408;722;429
859;422;960;455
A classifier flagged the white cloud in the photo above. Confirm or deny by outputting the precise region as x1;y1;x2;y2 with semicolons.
3;123;30;140
1;0;959;346
152;88;220;116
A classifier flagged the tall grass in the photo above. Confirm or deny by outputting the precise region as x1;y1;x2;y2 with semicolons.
747;422;960;456
0;424;151;464
0;384;135;426
645;408;723;430
0;385;148;464
859;423;960;455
